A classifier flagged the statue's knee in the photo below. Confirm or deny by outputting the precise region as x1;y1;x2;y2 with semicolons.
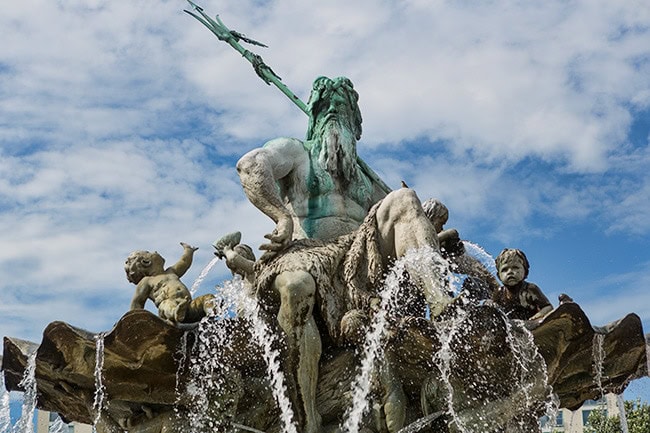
275;271;316;300
378;188;424;227
390;188;422;212
274;271;316;323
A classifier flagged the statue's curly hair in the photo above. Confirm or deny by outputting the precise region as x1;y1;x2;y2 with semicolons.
124;250;165;284
421;198;449;227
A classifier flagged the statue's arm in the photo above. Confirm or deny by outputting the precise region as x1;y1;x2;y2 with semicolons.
370;180;389;204
237;138;305;254
527;283;553;319
130;279;151;310
168;242;198;277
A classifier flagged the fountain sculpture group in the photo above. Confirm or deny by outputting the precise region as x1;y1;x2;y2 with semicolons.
2;5;649;433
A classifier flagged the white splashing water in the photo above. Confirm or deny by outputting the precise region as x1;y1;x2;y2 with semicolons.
566;409;578;431
48;414;68;433
645;334;650;377
0;374;11;433
505;319;557;423
592;333;606;397
431;309;553;432
616;394;630;433
12;352;37;433
174;331;189;407
231;422;268;433
432;308;470;433
394;411;443;433
342;246;449;433
92;333;106;430
184;282;240;433
462;241;497;275
237;280;299;433
190;256;220;296
340;269;400;433
183;276;297;433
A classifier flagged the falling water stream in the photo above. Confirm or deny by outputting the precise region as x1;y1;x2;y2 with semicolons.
592;332;606;397
48;414;68;433
340;262;402;433
431;285;554;432
12;352;37;433
92;332;107;430
190;256;220;297
0;374;11;433
183;276;297;433
237;279;298;433
431;308;469;433
395;411;444;433
566;409;578;432
185;278;241;433
342;246;450;433
646;334;650;377
462;241;497;275
616;393;630;433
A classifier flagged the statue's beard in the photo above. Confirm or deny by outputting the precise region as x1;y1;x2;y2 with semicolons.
312;118;358;185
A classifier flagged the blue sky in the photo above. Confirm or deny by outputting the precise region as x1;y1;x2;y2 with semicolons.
1;0;649;405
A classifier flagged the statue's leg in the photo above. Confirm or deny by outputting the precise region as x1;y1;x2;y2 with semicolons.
381;352;407;432
273;270;322;433
158;298;188;323
185;294;217;322
375;188;451;316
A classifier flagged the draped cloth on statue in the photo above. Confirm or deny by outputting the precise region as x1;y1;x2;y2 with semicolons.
254;200;386;344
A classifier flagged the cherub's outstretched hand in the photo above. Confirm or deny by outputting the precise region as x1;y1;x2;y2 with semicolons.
180;242;199;252
259;216;293;261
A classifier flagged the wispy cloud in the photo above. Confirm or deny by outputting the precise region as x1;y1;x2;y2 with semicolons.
0;0;648;352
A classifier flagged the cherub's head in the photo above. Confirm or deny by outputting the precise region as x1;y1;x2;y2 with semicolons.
124;250;166;284
422;198;449;233
495;249;529;287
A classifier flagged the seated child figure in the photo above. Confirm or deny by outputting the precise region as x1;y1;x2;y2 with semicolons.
492;248;553;320
125;242;214;323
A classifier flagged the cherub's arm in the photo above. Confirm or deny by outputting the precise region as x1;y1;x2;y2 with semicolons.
130;279;152;310
531;305;553;320
527;283;553;320
168;242;198;277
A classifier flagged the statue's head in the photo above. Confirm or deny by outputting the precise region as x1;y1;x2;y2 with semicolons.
306;76;362;141
124;250;166;284
422;198;449;233
495;249;529;286
305;76;363;185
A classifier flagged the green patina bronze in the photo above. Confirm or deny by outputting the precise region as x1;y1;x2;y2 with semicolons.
184;1;392;195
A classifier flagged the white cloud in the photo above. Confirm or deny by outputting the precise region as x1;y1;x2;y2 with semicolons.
0;0;648;354
567;261;650;331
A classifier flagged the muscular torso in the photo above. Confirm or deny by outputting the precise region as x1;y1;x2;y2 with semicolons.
283;147;385;240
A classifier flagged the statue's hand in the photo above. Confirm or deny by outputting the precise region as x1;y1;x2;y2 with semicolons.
259;216;293;261
180;242;199;252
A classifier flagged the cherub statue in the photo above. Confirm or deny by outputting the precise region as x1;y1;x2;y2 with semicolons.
492;248;553;321
125;242;215;324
